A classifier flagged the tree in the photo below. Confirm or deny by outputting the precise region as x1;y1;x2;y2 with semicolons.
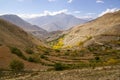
10;59;24;72
53;38;64;49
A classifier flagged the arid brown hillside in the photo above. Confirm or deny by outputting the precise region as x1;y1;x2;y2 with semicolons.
0;19;48;70
61;11;120;48
0;46;47;70
0;18;44;49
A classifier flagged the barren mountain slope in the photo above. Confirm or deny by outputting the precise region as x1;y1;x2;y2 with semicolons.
0;19;48;70
62;11;120;48
0;46;47;70
0;19;44;49
0;15;48;39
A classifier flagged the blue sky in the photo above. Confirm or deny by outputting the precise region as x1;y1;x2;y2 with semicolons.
0;0;120;19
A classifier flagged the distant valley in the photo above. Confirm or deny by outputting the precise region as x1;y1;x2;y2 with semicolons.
0;0;120;80
0;10;120;80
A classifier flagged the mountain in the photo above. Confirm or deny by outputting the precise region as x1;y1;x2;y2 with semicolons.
27;13;88;32
51;11;120;49
0;14;48;38
46;30;63;42
0;12;120;79
0;18;49;69
0;18;45;49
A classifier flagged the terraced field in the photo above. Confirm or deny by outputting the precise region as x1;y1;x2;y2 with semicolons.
6;64;120;80
38;52;93;68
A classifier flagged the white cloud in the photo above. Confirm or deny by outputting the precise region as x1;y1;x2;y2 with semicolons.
74;11;81;13
68;0;73;3
96;0;104;3
48;0;56;2
76;13;96;19
87;13;96;15
17;9;68;18
98;8;120;17
78;15;93;19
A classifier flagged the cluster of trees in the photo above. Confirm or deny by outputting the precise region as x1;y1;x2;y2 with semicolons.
53;38;64;49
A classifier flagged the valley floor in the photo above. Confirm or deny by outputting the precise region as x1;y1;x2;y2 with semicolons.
6;65;120;80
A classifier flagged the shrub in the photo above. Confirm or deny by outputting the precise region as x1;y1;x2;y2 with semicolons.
54;63;65;71
89;57;102;68
44;50;49;54
25;49;34;54
10;47;21;54
0;44;1;46
40;54;46;59
28;57;36;62
67;49;71;52
0;68;3;77
95;56;101;62
10;47;26;60
55;49;60;52
64;52;69;56
87;46;96;52
9;59;24;72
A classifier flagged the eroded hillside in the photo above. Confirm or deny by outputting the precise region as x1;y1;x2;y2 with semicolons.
61;11;120;48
